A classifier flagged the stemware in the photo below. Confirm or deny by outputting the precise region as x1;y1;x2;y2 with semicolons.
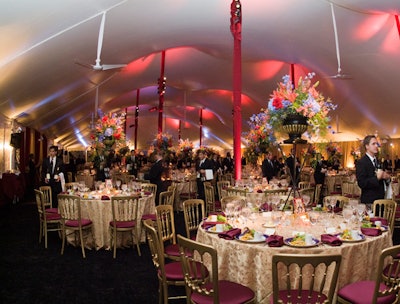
115;179;122;190
356;204;366;222
342;207;353;223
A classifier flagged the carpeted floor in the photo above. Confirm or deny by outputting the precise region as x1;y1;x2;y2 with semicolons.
0;201;187;304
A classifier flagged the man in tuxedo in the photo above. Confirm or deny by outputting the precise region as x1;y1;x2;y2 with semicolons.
356;135;391;206
146;150;164;204
222;152;234;174
261;151;275;182
126;149;140;177
314;155;327;185
196;150;214;201
41;145;64;207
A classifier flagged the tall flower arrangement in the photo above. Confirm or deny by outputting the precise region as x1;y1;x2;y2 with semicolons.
178;138;194;154
265;72;336;141
91;113;126;150
153;132;174;151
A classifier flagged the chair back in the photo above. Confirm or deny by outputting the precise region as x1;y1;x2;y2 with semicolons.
375;245;400;300
271;253;342;304
177;234;219;303
298;181;311;190
372;199;396;232
216;180;230;201
35;189;46;222
58;194;84;224
155;204;176;245
141;183;157;196
204;184;215;214
65;182;79;191
143;219;167;279
111;195;140;223
167;183;177;208
220;173;233;184
323;195;350;209
159;190;174;206
39;185;53;209
226;187;248;197
220;195;246;211
182;199;205;238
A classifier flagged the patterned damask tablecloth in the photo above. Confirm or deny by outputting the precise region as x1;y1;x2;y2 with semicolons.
196;212;393;303
68;194;155;250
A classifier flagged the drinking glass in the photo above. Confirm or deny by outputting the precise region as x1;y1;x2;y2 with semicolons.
343;207;353;223
356;204;365;222
115;180;122;190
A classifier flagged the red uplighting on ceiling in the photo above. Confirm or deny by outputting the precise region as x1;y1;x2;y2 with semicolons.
252;60;284;81
123;54;156;75
353;14;390;41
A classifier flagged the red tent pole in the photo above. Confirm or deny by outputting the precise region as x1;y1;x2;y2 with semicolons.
158;51;166;134
395;15;400;39
230;0;242;180
199;108;203;147
134;89;140;149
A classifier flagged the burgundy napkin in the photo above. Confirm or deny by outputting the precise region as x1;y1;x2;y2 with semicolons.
334;207;343;213
370;217;388;226
321;234;342;246
101;195;110;200
257;189;263;193
361;227;382;236
218;228;241;240
144;191;152;196
266;235;284;247
201;221;225;229
261;203;271;212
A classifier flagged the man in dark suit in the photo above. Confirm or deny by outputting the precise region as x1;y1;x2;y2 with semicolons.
313;155;327;185
41;145;64;207
196;150;214;201
126;149;140;177
261;151;275;182
356;135;391;206
146;150;164;204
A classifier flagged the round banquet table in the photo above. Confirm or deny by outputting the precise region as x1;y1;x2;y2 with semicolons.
196;212;393;303
67;194;155;250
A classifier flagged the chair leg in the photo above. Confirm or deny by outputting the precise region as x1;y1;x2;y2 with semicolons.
44;225;48;249
61;228;66;255
39;221;43;244
79;229;86;258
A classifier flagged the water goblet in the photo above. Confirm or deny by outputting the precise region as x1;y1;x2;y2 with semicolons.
343;207;353;223
241;207;251;225
115;179;122;190
121;184;128;193
356;204;366;222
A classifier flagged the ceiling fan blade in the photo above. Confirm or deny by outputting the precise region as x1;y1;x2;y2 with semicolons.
101;64;127;70
95;12;106;68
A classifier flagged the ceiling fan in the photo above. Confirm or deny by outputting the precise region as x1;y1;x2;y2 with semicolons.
76;11;127;71
326;3;352;80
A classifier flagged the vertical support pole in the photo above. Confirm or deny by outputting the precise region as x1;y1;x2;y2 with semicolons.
158;50;166;134
230;0;242;180
199;108;203;147
134;89;140;150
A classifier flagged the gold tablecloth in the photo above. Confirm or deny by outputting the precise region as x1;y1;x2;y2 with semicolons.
196;213;393;303
72;194;155;250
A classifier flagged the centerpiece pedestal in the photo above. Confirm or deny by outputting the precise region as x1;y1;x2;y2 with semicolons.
282;114;308;144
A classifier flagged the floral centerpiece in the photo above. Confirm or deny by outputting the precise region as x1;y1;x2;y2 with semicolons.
91;113;126;151
265;72;336;143
153;132;174;151
178;138;194;153
351;145;361;162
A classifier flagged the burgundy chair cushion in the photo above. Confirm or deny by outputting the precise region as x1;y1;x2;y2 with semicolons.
109;220;136;228
270;290;327;303
337;280;397;304
161;261;206;281
65;219;92;227
46;212;61;221
164;243;181;257
141;213;156;221
45;207;59;214
191;280;255;304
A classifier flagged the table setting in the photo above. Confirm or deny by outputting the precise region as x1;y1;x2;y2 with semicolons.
196;199;393;303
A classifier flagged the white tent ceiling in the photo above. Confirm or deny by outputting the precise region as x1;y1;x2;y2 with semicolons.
1;0;399;151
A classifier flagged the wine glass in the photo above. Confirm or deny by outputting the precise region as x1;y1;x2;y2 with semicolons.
356;204;366;223
343;207;353;224
121;184;128;193
115;179;122;190
224;203;235;222
241;207;251;225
